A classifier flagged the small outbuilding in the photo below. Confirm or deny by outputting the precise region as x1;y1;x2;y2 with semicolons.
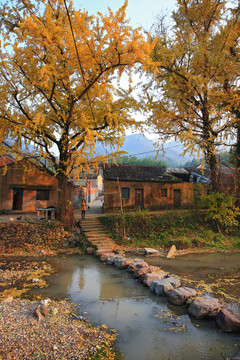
0;158;58;212
103;164;194;211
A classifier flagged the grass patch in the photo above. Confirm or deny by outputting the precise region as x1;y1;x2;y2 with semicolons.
100;210;240;250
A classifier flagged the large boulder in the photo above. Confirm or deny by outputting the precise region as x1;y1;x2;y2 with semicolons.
167;287;197;306
143;272;167;287
153;277;181;296
166;245;177;259
215;306;240;333
188;297;221;319
133;266;159;279
143;248;160;257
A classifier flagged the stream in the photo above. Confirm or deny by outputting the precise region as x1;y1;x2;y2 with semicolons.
30;254;240;360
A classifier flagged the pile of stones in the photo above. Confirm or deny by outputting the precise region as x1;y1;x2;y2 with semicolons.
99;252;240;334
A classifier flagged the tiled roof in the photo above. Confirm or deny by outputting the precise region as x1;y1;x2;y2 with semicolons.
185;166;236;177
78;172;99;179
103;164;182;183
0;156;14;167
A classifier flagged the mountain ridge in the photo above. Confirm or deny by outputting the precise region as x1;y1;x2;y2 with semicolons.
95;133;193;167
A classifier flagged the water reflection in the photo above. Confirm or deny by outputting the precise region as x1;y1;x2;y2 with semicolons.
30;255;240;360
68;266;101;300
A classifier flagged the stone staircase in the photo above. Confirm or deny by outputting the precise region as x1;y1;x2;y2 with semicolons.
79;218;119;254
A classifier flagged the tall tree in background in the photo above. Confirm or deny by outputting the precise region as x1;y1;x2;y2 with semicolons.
0;0;153;219
216;3;240;204
145;0;239;192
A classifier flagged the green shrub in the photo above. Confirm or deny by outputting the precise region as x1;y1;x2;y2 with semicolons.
201;192;240;233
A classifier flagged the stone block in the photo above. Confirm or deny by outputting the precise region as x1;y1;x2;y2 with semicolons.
166;245;177;258
100;252;115;262
154;276;181;296
215;307;240;333
115;258;134;269
128;260;149;273
133;266;159;279
143;272;167;287
167;287;197;306
188;297;221;319
143;248;159;256
106;255;118;265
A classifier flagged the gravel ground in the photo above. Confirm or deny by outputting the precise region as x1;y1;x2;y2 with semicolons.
0;298;117;360
0;258;117;360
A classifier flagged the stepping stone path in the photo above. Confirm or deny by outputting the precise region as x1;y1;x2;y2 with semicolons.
79;218;119;254
82;227;240;342
151;276;181;295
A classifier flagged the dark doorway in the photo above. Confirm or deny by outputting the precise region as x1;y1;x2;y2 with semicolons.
135;188;144;208
12;188;23;210
173;189;181;207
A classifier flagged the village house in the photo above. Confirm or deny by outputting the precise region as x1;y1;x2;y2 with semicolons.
103;164;195;211
0;156;104;213
71;168;103;208
185;165;237;194
0;157;58;212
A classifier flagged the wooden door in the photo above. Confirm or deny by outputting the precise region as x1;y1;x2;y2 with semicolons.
135;188;144;208
173;189;181;207
12;188;23;210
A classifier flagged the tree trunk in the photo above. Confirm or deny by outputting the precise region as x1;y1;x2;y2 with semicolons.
208;150;219;193
202;96;219;193
57;172;69;221
235;122;240;207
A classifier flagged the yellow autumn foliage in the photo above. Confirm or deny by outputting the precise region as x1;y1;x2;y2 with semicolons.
0;0;154;218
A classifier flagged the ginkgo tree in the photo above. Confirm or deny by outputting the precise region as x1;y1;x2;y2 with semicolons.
145;0;239;192
216;3;240;204
0;0;153;219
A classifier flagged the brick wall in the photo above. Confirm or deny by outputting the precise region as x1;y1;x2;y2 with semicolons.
104;180;195;211
0;161;58;212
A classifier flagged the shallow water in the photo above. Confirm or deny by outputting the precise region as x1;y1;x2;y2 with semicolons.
138;252;240;299
31;255;240;360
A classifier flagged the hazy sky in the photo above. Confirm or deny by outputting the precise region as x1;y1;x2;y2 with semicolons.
71;0;178;140
74;0;177;30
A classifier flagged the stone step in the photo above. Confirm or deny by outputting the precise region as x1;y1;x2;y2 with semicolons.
81;219;101;222
87;235;111;239
96;244;116;248
89;241;115;246
86;236;113;241
81;223;102;225
87;238;112;242
80;216;118;254
82;225;102;228
96;248;115;254
83;229;105;232
85;233;107;239
82;229;105;233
